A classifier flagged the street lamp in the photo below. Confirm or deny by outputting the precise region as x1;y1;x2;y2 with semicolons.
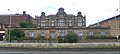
8;9;12;42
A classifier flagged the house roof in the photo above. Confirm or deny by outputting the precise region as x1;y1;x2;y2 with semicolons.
89;14;120;27
0;13;34;28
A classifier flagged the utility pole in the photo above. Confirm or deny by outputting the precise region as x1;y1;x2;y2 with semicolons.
8;9;12;42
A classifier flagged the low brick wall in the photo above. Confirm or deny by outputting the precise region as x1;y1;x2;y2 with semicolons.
0;42;119;48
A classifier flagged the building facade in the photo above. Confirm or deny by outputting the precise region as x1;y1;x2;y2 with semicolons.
0;8;111;42
17;27;110;40
34;8;86;39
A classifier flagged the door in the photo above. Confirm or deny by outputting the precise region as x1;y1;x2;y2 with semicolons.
50;31;55;39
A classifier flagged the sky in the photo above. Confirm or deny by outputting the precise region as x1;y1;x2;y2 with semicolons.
0;0;120;26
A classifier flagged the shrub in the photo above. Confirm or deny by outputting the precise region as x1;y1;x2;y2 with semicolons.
10;28;25;42
64;32;79;43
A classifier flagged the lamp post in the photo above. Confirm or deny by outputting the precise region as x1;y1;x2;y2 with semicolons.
115;9;119;42
8;9;12;42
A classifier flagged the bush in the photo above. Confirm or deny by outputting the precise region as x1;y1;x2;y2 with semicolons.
19;21;35;28
10;28;25;42
64;32;79;43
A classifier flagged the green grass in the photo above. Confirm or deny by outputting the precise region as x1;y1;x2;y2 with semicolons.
0;43;120;48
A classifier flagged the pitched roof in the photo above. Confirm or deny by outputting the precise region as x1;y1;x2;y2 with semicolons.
0;14;34;28
89;14;120;27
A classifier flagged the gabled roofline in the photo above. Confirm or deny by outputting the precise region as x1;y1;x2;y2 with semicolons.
89;14;120;26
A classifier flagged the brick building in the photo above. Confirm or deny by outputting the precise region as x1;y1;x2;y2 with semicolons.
0;11;34;28
89;14;120;37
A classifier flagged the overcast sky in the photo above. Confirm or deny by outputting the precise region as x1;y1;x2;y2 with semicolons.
0;0;119;26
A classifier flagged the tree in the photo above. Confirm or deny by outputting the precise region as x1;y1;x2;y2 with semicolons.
10;28;25;42
19;21;35;28
64;32;79;43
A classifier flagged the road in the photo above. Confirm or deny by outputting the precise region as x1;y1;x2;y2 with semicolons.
0;47;119;54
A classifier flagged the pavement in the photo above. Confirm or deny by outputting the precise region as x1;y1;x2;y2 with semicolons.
0;47;119;54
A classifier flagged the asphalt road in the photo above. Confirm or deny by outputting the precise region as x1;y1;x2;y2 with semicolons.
0;48;120;54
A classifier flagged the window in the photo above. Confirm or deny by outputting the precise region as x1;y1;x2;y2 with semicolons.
108;20;111;23
58;30;65;36
40;30;45;36
115;17;120;20
69;21;72;26
89;32;94;36
83;23;85;26
78;23;82;26
29;32;35;37
78;20;82;22
58;20;64;26
101;32;105;35
51;21;54;26
50;32;55;39
38;24;40;26
78;32;83;36
41;21;45;27
83;19;85;21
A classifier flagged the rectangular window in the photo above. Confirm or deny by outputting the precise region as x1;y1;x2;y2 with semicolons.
69;21;72;26
78;23;82;26
108;20;111;23
41;23;45;26
83;23;85;26
51;21;54;26
58;20;64;26
58;30;65;36
83;19;85;21
78;20;82;22
101;32;106;35
29;32;35;37
78;32;83;36
50;32;55;39
38;24;40;26
115;17;120;20
41;21;45;27
89;32;94;36
40;30;45;36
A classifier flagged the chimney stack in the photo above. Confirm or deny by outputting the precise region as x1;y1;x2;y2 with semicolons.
23;11;26;15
